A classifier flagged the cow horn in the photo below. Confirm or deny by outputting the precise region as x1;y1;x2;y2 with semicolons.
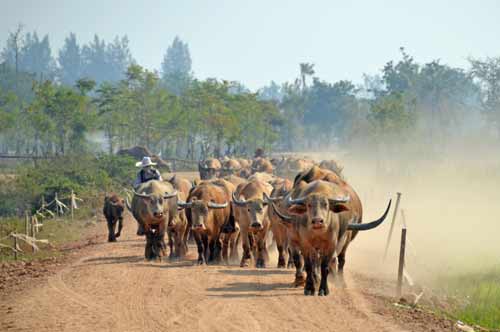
208;201;228;209
133;190;152;198
125;197;132;211
328;195;350;205
347;199;392;231
232;191;247;206
177;200;192;208
270;202;293;223
287;195;306;206
169;175;176;183
263;192;283;203
163;191;178;199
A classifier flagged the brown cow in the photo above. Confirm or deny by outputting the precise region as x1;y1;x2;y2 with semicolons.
266;179;293;268
220;159;242;177
319;159;344;175
274;157;315;179
237;158;251;169
103;193;125;242
198;158;222;180
273;180;391;296
178;179;237;265
125;180;178;260
251;157;273;174
232;180;273;268
166;175;193;259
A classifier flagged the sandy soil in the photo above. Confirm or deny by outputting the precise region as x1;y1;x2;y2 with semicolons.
0;212;461;332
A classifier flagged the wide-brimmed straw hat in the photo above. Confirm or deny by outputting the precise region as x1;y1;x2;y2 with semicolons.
135;156;157;168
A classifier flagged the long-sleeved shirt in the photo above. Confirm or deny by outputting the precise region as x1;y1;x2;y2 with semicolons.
133;168;163;189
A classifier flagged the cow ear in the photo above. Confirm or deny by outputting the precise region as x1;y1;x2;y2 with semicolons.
288;204;307;215
331;204;349;213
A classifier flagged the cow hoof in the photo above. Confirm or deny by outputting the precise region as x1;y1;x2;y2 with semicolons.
293;276;306;287
304;288;315;296
115;233;121;238
318;288;329;296
108;238;116;243
277;259;286;268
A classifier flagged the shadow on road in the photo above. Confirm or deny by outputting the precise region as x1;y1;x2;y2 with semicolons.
82;255;144;265
217;269;292;276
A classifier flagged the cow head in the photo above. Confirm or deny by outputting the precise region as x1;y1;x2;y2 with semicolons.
287;193;350;231
133;190;178;222
177;198;228;231
232;192;268;230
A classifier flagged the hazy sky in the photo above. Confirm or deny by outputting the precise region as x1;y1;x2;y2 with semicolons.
1;0;499;90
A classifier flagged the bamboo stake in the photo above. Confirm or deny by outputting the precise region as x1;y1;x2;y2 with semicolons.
384;192;402;260
396;226;407;299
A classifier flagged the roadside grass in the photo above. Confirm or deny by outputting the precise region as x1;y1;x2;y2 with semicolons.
437;268;500;330
0;207;99;263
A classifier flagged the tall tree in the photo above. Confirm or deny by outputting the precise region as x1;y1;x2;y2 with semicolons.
106;36;134;82
81;34;107;84
299;62;315;91
58;33;82;85
469;57;500;137
161;36;193;95
19;32;56;80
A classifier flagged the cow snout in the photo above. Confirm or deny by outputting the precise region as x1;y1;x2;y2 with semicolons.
312;218;324;228
192;224;205;230
250;222;262;229
154;212;164;218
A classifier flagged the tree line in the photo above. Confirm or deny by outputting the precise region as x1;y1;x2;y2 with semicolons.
1;26;500;161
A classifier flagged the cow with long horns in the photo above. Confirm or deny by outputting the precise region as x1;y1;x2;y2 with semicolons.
198;158;222;180
272;179;391;296
232;180;273;268
178;179;237;265
125;180;178;260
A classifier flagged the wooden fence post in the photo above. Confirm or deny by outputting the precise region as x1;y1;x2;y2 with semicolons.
25;211;29;236
384;192;402;260
70;189;74;221
396;226;407;298
13;235;18;260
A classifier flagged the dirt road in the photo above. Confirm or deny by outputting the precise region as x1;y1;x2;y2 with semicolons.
0;216;450;332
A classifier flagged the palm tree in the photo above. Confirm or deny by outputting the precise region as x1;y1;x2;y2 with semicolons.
299;62;315;91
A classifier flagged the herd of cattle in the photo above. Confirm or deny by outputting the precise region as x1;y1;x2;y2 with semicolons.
103;156;391;296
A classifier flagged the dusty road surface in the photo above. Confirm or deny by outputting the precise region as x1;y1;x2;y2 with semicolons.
0;215;453;332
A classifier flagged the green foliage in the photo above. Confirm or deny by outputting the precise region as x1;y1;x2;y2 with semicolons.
0;154;135;217
368;92;416;142
161;36;193;95
437;268;500;329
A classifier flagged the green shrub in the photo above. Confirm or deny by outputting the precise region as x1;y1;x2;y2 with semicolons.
0;153;136;217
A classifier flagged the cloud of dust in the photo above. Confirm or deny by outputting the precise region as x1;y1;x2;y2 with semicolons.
293;131;500;288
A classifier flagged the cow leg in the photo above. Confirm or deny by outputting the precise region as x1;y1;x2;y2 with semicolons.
239;228;251;267
115;217;123;239
145;232;154;260
209;235;222;264
229;231;240;264
318;253;333;296
137;222;145;236
107;219;116;242
221;233;230;265
303;253;315;296
292;248;305;287
194;232;205;265
202;234;210;264
336;250;347;288
287;248;295;269
167;230;175;260
256;235;267;268
277;245;286;268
